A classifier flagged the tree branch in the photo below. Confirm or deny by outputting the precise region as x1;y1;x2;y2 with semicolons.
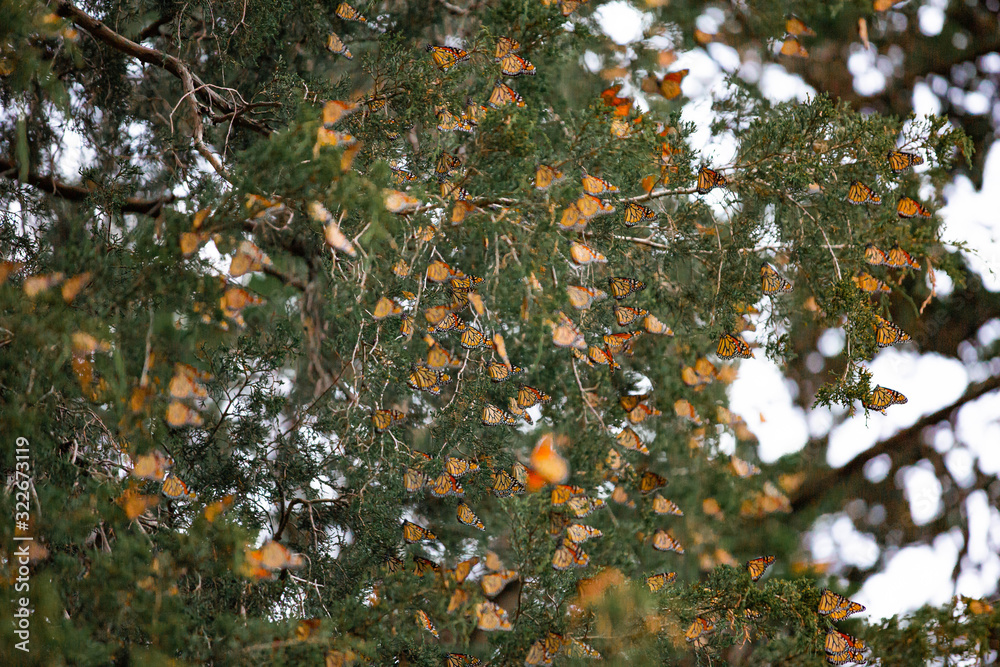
791;373;1000;512
0;156;173;215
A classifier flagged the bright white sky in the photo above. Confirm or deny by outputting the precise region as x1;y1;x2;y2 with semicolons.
594;1;1000;622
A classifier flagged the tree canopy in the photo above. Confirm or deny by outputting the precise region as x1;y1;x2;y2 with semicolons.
2;0;999;665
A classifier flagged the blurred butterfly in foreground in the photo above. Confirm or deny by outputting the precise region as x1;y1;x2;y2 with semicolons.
717;333;753;359
426;45;470;71
760;262;792;295
887;149;923;173
696;166;727;194
862;384;907;414
846;180;881;205
570;241;608;265
475;601;513;631
746;555;775;582
817;589;866;621
779;35;808;57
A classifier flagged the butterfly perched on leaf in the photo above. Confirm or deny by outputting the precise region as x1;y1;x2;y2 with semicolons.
896;196;931;218
863;384;907;414
491;468;526;497
161;475;197;500
475;601;514;631
436;152;462;181
582;173;619;196
604;331;641;354
761;263;792;295
402;520;436;543
407;365;450;395
646;572;677;591
874;315;911;348
643;313;673;335
613;305;647;327
652;529;684;553
697;166;727;194
481;570;518;597
415;610;439;637
746;555;775;582
825;629;868;664
652;494;683;516
498;53;536;76
371;408;405;433
486;360;524;382
551;485;586;505
616;426;649;455
567;495;606;518
565;523;603;543
403;467;428;493
640;470;667;494
887;149;923;173
335;2;367;22
488;80;525;108
552;538;590;570
429;471;464;497
494;36;520;60
864;243;889;266
535;164;566;190
623;202;656;227
717;333;753;359
460;326;494;350
818;589;866;620
608;276;645;300
325;33;352;59
436;107;475;133
853;271;890;294
846;180;881;205
566;285;607;310
886;243;921;269
446;654;483;667
426;44;470;71
517;384;552;408
570;241;608;265
685;617;714;645
482;403;519;427
575;194;615;218
587;345;620;369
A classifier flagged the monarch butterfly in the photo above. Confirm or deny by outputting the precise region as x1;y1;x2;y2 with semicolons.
446;457;479;477
551;484;586;505
614;305;648;326
492;469;526;497
426;340;463;370
408;365;443;394
325;33;352;59
864;243;888;266
548;511;571;536
566;523;603;543
652;494;683;516
401;520;436;543
551;311;587;350
552;538;590;570
391;259;411;277
459;327;491;350
846;180;881;205
446;654;483;667
652;529;684;553
604;331;641;354
643;313;674;335
486;361;524;382
825;629;867;656
372;408;405;432
623;202;656;227
779;35;808;57
380;554;405;573
886;243;921;269
608;276;645;300
499;53;536;76
565;637;601;659
412;555;438;576
640;470;667;494
464;99;489;124
447;556;479;584
436;107;473;132
717;333;753;359
567;495;606;517
481;570;518;597
628;403;661;425
161;475;197;499
588;345;620;369
373;296;405;320
786;15;816;36
646;572;677;592
441;181;472;202
429;472;464;497
557;203;587;232
403;467;428;493
560;0;588;16
652;69;689;99
887;149;923;173
426;259;461;283
488;80;525;108
817;589;866;620
863;384;907;414
825;648;867;665
896;196;931;218
760;263;793;295
853;271;890;294
746;555;775;582
436;152;462;181
581;173;619;196
619;393;651;412
566;285;607;310
416;610;439;637
506;397;533;425
335;2;367;22
874;315;911;348
535;164;566;190
697;166;727;194
524;639;553;666
569;241;608;265
611;484;636;508
482;403;518;427
426;45;470;71
730;455;761;478
431;313;467;333
616;426;649;455
494;36;520;60
475;601;514;631
684;618;715;644
575;194;615;218
517;384;552;408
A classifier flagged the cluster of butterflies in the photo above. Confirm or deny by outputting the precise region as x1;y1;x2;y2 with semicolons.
426;36;530;113
818;589;869;664
679;556;775;646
